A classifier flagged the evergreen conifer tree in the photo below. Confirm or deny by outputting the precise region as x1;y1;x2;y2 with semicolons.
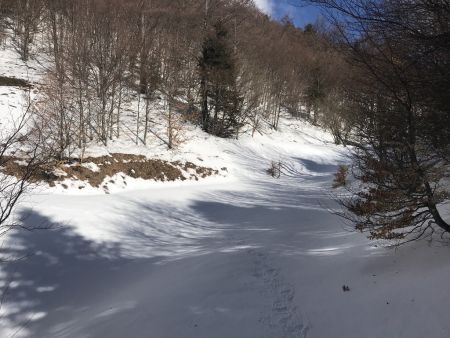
199;22;243;138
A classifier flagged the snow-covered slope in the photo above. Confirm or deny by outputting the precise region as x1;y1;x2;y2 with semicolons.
1;120;450;338
2;31;450;338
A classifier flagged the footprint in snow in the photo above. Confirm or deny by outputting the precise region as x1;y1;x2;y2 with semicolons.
249;249;309;338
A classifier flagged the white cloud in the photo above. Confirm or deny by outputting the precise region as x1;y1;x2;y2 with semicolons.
253;0;273;14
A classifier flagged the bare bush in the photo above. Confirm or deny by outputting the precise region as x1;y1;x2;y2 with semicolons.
267;161;282;178
332;165;348;188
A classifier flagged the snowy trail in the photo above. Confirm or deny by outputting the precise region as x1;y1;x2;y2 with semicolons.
1;133;450;338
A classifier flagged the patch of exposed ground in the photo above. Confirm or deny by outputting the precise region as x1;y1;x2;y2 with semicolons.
1;153;222;188
0;76;31;88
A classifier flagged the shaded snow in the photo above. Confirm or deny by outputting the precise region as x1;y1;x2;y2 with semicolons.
0;123;450;338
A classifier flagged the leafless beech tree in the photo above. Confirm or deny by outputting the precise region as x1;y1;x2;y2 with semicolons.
0;0;8;46
10;0;44;61
303;0;450;242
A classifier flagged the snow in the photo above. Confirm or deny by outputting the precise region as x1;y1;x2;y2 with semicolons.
0;120;449;338
1;30;450;338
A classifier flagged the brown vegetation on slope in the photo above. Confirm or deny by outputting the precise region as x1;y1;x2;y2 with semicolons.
1;153;220;188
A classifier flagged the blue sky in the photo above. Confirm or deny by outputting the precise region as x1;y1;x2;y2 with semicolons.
254;0;322;28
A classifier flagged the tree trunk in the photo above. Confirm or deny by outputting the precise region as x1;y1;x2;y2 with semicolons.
200;75;209;131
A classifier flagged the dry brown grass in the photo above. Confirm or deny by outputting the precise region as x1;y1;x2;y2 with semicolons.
1;153;220;188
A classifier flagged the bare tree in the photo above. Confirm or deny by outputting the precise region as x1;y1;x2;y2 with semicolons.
0;0;8;46
11;0;44;61
0;92;49;236
306;0;450;241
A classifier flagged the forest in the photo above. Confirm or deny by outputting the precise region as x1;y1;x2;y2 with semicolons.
0;0;345;146
0;0;449;241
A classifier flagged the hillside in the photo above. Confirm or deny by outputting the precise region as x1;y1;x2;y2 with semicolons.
1;90;450;337
1;1;450;338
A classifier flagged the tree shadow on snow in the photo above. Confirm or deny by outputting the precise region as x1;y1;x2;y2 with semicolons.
0;155;353;337
0;210;164;337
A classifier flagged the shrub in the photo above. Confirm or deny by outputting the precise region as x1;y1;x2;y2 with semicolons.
333;165;348;188
267;161;282;178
